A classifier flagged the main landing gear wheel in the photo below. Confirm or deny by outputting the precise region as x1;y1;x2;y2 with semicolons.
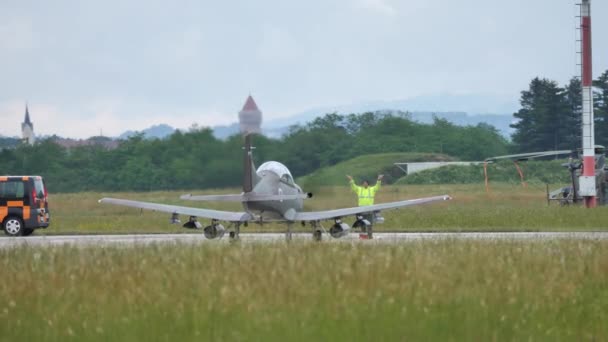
366;224;373;239
311;221;322;242
286;223;293;242
3;217;24;237
229;223;241;242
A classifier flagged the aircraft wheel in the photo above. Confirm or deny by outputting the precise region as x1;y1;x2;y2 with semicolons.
313;229;322;242
366;225;373;239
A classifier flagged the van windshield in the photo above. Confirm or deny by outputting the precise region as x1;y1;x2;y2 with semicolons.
34;178;45;199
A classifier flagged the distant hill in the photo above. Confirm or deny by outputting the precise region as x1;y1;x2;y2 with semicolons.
270;93;516;125
211;123;240;139
409;112;513;136
119;124;176;140
117;94;516;140
209;111;514;140
267;93;517;137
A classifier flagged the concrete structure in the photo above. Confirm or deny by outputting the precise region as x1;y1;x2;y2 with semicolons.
238;95;262;134
21;104;35;145
579;0;596;207
394;161;482;175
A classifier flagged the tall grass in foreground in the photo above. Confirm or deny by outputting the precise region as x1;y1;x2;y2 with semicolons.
1;241;607;341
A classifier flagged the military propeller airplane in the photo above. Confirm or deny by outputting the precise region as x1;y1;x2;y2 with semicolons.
100;134;451;241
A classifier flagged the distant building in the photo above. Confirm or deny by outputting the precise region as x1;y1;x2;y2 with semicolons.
238;95;262;134
21;104;35;145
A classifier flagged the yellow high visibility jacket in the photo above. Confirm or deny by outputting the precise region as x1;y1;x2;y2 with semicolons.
350;180;381;206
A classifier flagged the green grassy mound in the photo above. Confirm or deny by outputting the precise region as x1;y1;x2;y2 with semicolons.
298;152;455;189
397;160;571;185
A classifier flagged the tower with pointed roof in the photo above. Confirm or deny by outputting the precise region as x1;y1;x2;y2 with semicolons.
238;95;262;134
21;104;35;145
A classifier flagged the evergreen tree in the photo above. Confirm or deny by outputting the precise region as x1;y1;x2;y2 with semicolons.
562;77;582;149
594;70;608;146
511;77;581;152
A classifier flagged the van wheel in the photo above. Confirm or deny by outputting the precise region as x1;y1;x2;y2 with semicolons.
22;228;34;236
4;217;24;237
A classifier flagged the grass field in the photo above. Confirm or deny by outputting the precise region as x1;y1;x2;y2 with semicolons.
1;241;607;341
42;183;608;235
4;183;608;340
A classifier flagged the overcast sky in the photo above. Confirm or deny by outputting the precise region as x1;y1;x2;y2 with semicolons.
1;0;607;138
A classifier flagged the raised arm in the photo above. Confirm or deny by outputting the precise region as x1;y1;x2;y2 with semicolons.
371;174;384;191
346;175;359;193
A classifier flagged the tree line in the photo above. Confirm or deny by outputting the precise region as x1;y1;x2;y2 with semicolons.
0;113;508;192
2;69;606;192
511;70;608;152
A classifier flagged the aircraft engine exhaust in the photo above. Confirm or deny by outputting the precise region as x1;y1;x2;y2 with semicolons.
170;213;181;224
183;216;202;229
203;224;226;239
353;215;371;230
329;220;351;238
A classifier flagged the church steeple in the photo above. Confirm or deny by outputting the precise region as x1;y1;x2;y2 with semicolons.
24;104;32;126
21;103;35;145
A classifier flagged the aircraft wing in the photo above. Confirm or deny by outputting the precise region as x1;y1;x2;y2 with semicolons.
180;194;246;201
292;195;451;222
99;198;253;222
180;193;311;202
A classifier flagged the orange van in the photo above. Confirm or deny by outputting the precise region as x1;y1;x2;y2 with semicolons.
0;176;50;236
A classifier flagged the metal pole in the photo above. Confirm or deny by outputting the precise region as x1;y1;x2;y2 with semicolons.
579;0;597;207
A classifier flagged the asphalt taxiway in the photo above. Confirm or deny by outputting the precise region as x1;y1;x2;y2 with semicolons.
1;232;607;248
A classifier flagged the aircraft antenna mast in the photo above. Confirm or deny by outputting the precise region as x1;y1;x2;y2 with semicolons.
579;0;597;208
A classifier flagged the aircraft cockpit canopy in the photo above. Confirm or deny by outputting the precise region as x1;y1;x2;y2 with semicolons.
257;161;294;184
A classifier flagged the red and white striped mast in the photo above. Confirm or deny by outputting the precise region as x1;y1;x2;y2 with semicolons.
579;0;596;208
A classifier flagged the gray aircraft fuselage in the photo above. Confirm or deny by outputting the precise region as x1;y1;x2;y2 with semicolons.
243;165;305;220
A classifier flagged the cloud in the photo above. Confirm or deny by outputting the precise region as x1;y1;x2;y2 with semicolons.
355;0;397;17
0;98;238;139
256;26;300;63
0;15;34;53
1;0;608;139
0;101;28;138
